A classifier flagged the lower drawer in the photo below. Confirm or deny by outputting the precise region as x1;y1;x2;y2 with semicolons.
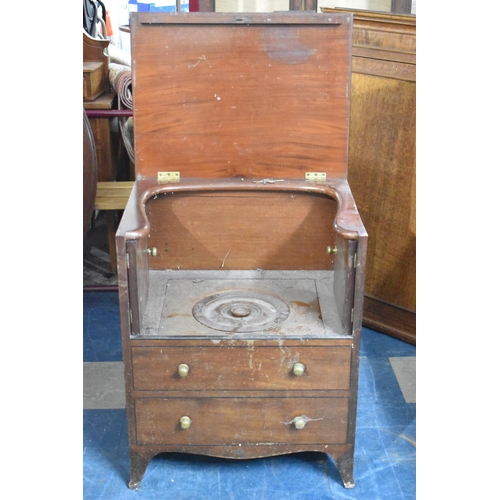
135;396;349;446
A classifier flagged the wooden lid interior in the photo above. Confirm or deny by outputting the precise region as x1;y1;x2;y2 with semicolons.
131;12;352;180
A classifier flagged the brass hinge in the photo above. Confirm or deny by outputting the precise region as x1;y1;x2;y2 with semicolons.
129;310;133;324
354;253;357;268
305;172;326;182
351;308;354;323
158;171;180;183
126;253;130;269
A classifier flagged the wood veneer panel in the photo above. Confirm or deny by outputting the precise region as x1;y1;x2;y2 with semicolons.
132;345;351;391
135;396;349;445
144;191;338;270
349;73;416;311
324;8;416;343
362;296;416;345
131;13;352;180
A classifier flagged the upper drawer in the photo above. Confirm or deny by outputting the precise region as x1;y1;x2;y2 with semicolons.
131;345;351;392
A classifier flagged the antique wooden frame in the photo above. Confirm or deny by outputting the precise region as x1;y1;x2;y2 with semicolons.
116;11;367;489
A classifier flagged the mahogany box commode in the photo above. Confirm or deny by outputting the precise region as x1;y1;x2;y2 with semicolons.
116;11;367;489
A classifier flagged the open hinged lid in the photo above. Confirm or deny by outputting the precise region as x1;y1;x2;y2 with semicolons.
130;11;353;181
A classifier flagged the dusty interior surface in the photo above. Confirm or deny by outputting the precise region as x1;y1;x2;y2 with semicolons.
144;190;338;272
140;270;344;339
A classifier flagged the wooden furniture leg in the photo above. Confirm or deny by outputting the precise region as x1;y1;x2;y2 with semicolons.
128;449;154;490
329;448;355;488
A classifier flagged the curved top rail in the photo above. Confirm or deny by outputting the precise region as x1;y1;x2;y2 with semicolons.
117;178;367;241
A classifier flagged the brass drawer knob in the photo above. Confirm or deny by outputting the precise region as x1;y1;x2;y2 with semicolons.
292;416;306;430
292;362;305;377
147;247;158;257
326;245;337;256
179;416;192;430
177;363;190;377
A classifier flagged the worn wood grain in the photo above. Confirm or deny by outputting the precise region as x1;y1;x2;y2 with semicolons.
324;8;416;343
116;12;367;490
349;73;415;309
131;13;352;181
135;396;349;446
131;345;351;391
145;191;338;270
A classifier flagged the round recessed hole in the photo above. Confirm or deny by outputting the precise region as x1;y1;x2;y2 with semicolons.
192;290;289;333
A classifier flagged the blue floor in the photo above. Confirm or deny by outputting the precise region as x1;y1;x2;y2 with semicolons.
83;291;416;499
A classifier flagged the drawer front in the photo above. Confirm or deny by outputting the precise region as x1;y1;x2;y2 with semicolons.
131;345;351;392
135;396;349;446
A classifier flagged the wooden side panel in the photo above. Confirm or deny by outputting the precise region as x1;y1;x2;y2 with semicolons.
126;240;141;335
333;237;356;335
126;239;150;336
324;9;416;343
145;191;338;270
131;13;352;180
349;73;416;322
363;296;416;344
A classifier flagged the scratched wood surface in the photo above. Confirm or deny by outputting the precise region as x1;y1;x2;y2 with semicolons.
135;396;349;445
116;13;365;490
131;345;351;391
145;191;338;270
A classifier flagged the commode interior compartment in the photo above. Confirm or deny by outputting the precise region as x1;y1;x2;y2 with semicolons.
125;188;357;339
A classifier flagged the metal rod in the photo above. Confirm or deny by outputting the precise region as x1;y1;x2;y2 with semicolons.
85;109;133;118
83;285;119;292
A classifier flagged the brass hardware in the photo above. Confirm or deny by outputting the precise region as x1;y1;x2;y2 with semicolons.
177;363;190;378
292;416;306;430
147;247;158;257
305;172;326;182
179;416;192;429
292;362;305;377
326;245;337;256
158;171;180;183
